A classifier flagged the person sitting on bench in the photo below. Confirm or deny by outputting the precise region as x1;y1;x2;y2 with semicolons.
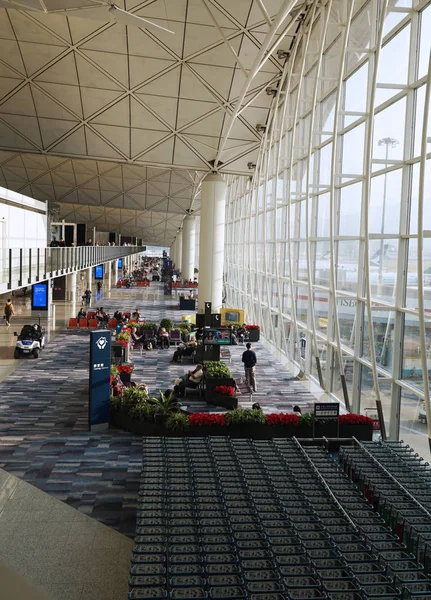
174;364;203;397
170;341;197;364
158;327;170;349
77;307;86;319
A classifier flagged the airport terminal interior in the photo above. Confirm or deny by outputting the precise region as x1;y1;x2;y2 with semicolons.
2;0;431;599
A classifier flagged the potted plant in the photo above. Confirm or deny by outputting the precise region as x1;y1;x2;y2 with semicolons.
142;322;158;331
149;390;178;426
225;408;266;437
245;324;260;342
338;413;373;440
165;412;190;435
160;318;174;331
206;384;238;410
204;361;235;391
118;363;134;384
189;412;226;437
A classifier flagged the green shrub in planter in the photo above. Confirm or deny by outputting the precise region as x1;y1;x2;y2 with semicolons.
225;408;266;426
122;386;149;410
166;412;190;431
110;364;119;377
299;412;314;426
149;390;177;416
110;395;121;414
128;401;155;422
142;322;158;330
160;318;174;331
178;322;191;333
204;361;232;378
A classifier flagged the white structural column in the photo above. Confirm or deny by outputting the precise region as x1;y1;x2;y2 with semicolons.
198;173;226;313
66;271;77;303
87;267;92;292
113;259;118;285
107;261;111;290
176;231;183;274
171;238;176;266
181;215;196;281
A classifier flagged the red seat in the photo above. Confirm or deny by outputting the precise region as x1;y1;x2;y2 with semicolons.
87;311;96;318
88;319;98;329
108;319;118;329
69;318;78;328
79;318;88;328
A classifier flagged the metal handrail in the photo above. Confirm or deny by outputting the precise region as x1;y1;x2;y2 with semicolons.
0;245;144;292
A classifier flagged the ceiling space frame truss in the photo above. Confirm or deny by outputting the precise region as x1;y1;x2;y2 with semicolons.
0;0;309;244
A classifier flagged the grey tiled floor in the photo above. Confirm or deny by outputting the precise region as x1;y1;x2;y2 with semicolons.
0;467;132;600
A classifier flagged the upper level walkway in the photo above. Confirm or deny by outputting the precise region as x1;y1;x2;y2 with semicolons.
0;244;143;294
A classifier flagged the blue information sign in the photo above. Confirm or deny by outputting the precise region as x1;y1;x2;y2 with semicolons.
88;330;111;429
95;264;104;280
32;281;48;310
118;258;123;269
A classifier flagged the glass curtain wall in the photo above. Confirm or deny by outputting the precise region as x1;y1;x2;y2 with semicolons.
224;0;431;454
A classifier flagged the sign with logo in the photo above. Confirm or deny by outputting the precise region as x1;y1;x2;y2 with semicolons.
204;301;212;327
88;329;111;430
211;313;221;328
32;281;48;310
118;258;123;269
314;403;340;420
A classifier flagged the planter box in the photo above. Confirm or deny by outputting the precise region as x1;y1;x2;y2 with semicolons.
205;377;236;392
111;414;373;441
246;329;260;342
339;423;373;441
206;392;238;410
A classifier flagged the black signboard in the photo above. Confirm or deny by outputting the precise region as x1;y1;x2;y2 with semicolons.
88;330;111;430
204;301;212;327
211;313;221;328
314;403;340;419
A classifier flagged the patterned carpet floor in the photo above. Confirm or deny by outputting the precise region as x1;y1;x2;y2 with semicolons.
0;284;316;536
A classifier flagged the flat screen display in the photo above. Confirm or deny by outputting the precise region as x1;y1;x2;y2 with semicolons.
118;258;123;269
32;281;48;310
203;328;231;345
224;311;240;323
95;264;104;280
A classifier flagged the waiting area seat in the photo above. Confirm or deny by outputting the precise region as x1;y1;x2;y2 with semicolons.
88;319;98;329
68;318;78;329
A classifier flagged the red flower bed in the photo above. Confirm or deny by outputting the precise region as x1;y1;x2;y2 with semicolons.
116;339;129;347
110;375;115;386
245;324;260;330
214;385;236;397
266;413;300;426
189;413;226;426
118;365;133;374
339;414;373;426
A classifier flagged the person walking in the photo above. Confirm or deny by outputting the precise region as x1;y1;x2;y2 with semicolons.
242;342;257;393
4;299;14;327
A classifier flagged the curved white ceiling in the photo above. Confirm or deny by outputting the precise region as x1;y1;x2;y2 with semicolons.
0;0;305;244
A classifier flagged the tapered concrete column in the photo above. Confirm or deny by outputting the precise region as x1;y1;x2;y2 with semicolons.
198;173;226;313
176;231;183;274
113;259;118;285
66;271;77;303
107;261;111;290
172;238;177;266
182;215;196;282
87;267;92;292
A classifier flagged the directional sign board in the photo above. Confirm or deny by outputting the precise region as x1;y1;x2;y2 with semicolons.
88;329;111;430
